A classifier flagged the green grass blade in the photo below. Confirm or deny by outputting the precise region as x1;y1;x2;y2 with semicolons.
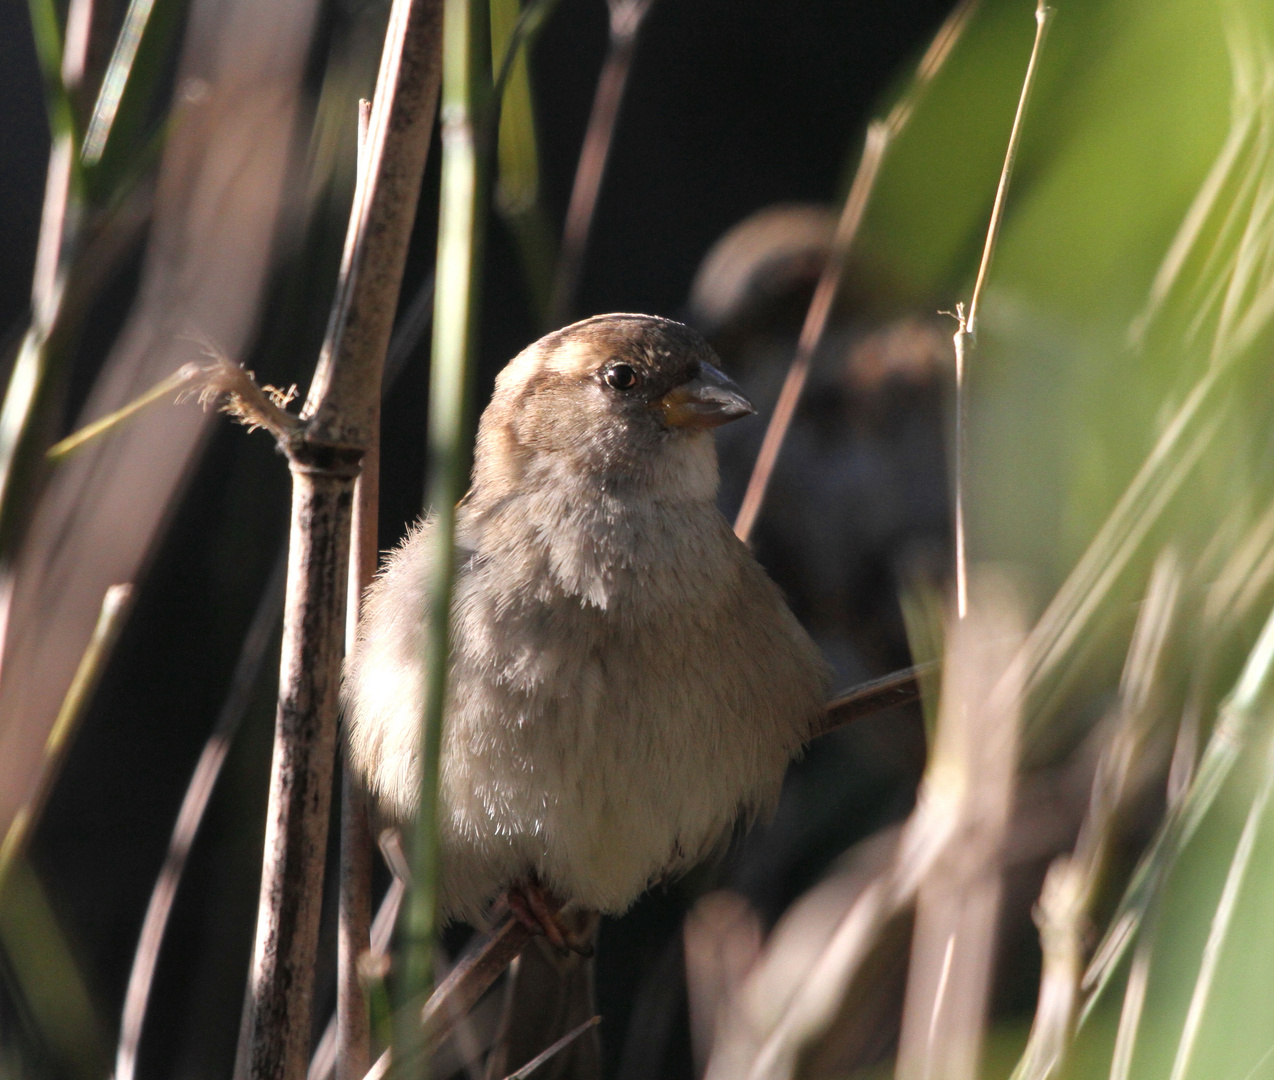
26;0;77;143
397;0;491;1072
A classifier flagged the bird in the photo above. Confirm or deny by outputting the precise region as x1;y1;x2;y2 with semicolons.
342;312;830;934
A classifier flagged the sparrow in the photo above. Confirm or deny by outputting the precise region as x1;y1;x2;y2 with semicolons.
342;313;829;929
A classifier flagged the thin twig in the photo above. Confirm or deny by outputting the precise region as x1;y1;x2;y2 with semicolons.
46;364;198;460
951;1;1052;617
51;352;309;460
501;1016;602;1080
732;0;981;545
546;0;655;325
732;120;887;544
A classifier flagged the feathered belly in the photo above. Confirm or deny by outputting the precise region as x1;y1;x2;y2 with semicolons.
438;601;797;919
346;504;827;924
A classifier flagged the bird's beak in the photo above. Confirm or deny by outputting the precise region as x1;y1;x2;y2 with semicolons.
656;363;754;430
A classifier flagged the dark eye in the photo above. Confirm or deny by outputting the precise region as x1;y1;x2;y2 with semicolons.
604;363;639;391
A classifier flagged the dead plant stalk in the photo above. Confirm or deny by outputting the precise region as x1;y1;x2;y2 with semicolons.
234;1;443;1078
338;97;380;1080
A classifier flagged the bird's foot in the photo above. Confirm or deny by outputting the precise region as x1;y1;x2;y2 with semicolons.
503;881;594;956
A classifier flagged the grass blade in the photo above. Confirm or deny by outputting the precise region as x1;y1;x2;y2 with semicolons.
396;0;490;1070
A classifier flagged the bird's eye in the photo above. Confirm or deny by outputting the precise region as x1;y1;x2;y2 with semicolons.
604;364;639;391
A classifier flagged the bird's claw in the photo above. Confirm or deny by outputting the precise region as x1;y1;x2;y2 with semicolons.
504;881;594;956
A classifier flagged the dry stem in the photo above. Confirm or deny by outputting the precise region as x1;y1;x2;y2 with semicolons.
234;0;444;1077
1012;555;1180;1080
337;96;380;1080
894;580;1023;1080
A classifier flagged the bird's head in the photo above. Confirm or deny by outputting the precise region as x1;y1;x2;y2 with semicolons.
472;314;754;502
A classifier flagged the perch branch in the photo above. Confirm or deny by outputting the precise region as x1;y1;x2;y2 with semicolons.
118;256;434;1080
815;662;933;739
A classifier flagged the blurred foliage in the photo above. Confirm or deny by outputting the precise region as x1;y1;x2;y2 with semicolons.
855;0;1274;1076
861;0;1242;597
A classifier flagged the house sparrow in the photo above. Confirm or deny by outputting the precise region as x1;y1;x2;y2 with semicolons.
343;313;829;928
